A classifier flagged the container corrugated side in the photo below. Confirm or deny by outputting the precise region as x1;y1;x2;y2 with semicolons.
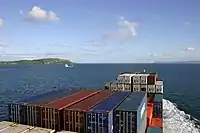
8;89;82;125
8;104;26;124
86;92;130;133
21;89;83;127
64;91;114;133
113;92;146;133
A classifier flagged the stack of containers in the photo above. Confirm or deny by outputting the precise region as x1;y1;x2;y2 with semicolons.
41;90;100;131
113;92;147;133
86;92;131;133
116;73;135;92
9;89;100;131
63;91;114;133
8;88;82;125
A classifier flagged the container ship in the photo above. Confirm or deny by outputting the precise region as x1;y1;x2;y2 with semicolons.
1;71;163;133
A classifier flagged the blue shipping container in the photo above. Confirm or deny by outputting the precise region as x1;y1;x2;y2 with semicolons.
86;92;130;133
113;92;147;133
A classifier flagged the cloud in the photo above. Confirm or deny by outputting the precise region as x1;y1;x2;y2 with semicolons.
101;16;138;42
0;18;3;27
183;47;195;51
21;6;59;23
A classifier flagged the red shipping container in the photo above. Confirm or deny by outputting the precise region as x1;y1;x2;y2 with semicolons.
64;91;114;133
46;90;100;110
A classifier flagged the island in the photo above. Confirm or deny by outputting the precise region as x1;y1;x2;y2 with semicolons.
0;58;74;65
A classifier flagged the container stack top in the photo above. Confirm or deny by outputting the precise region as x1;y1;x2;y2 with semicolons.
154;94;163;102
146;126;163;133
156;81;163;85
18;88;81;104
67;91;114;112
116;92;146;111
46;90;100;110
88;92;130;113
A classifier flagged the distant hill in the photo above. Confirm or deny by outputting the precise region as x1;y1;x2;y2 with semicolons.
0;58;73;65
154;61;200;64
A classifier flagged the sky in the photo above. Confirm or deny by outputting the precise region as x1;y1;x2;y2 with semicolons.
0;0;200;63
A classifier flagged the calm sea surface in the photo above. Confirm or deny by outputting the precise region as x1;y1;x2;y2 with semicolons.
0;64;200;132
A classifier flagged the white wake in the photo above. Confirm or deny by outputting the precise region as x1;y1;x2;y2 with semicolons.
163;99;200;133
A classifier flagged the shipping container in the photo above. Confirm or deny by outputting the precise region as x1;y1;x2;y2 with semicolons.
117;74;135;84
140;85;147;92
132;75;141;84
156;81;163;94
46;90;100;110
154;94;163;103
146;126;163;133
64;91;114;133
104;83;111;90
8;104;27;124
140;74;150;85
147;74;157;85
132;85;140;92
40;90;100;131
113;92;147;133
153;94;163;118
86;92;130;133
150;118;163;128
8;88;82;125
124;84;131;92
147;85;156;93
117;83;124;91
110;82;118;91
153;102;162;118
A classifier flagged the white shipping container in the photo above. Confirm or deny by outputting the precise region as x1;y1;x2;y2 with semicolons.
110;83;118;91
140;74;150;85
132;85;140;92
117;84;125;91
124;84;131;92
156;81;164;94
147;85;156;93
140;85;147;92
132;75;141;84
117;74;135;84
